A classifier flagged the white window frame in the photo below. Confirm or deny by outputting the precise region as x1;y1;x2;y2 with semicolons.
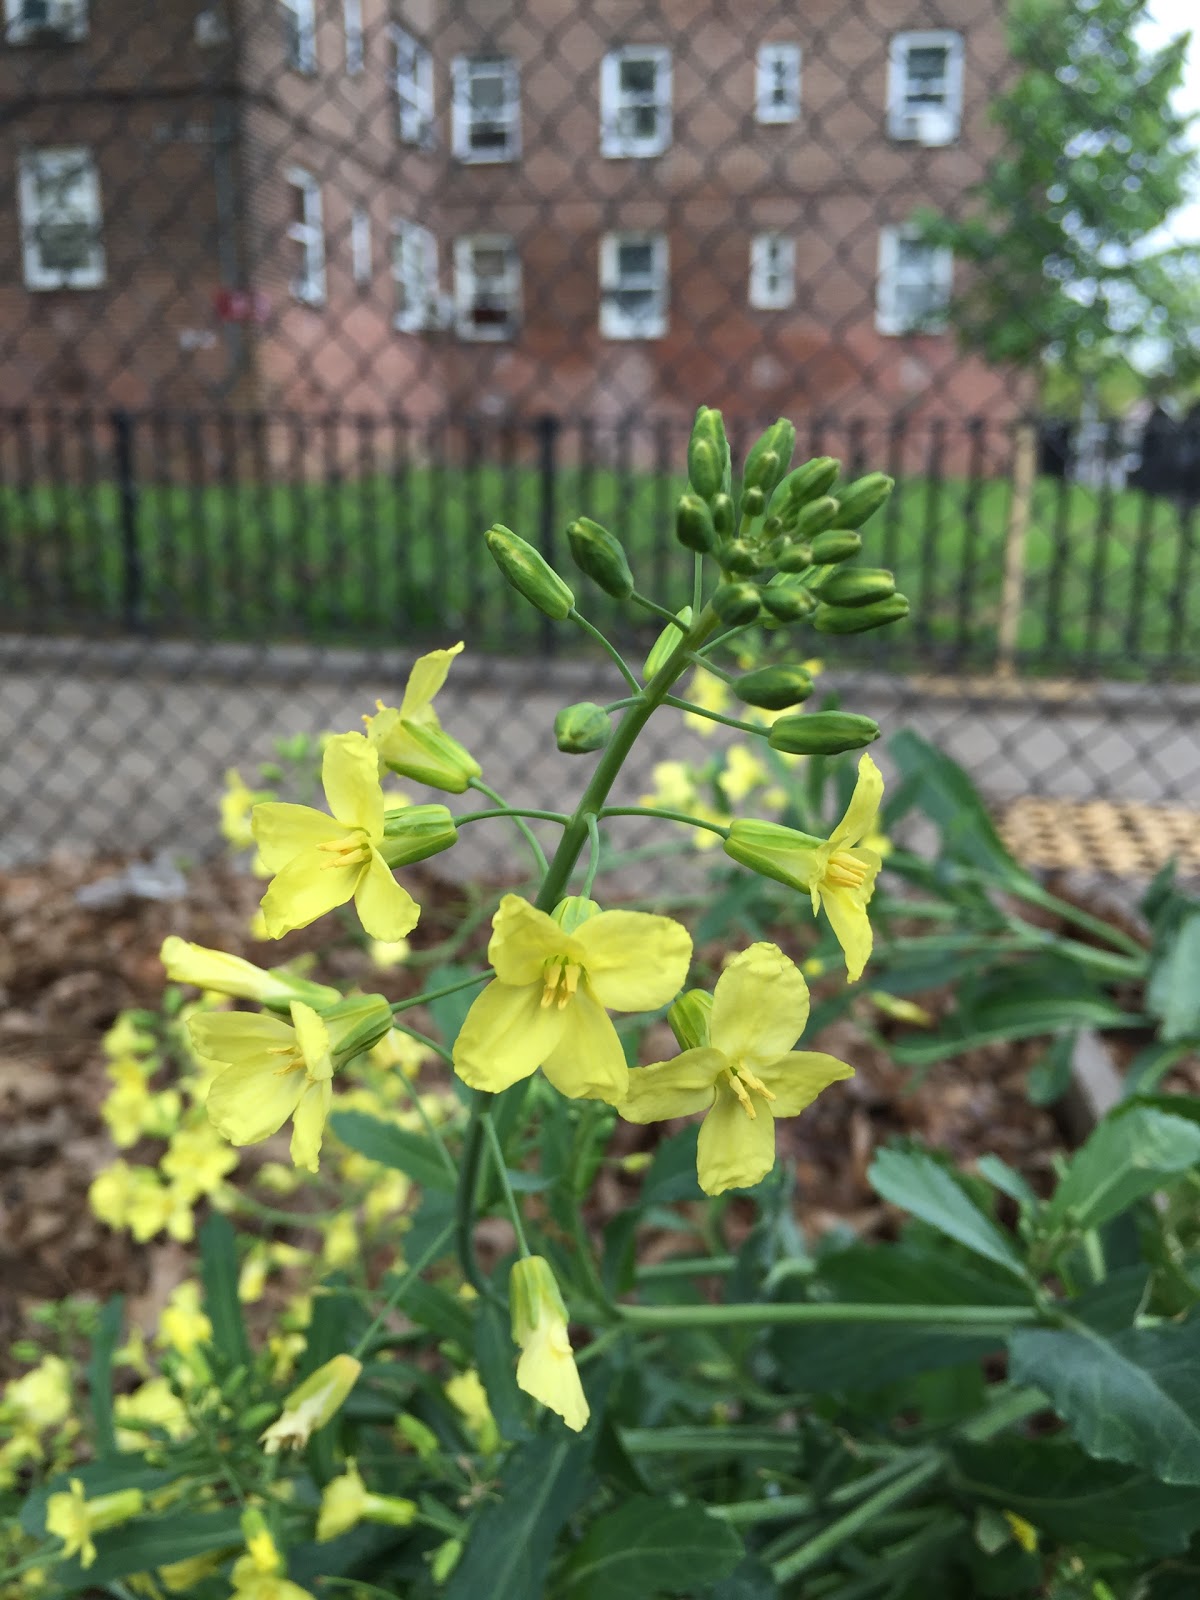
18;147;105;290
887;31;964;146
453;234;520;340
600;46;673;158
351;205;372;287
599;231;669;339
876;226;953;336
393;27;434;146
755;43;801;124
343;0;363;75
285;167;326;305
451;57;520;163
749;234;795;310
280;0;316;75
4;0;87;42
393;220;439;332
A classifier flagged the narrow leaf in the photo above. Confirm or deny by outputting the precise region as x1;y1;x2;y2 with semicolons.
869;1146;1026;1277
87;1295;124;1459
198;1213;249;1367
330;1109;456;1191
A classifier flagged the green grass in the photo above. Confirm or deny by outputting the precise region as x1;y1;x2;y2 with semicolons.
2;464;1196;675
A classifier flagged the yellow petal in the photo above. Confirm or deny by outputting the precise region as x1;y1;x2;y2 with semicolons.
709;943;810;1070
290;1078;332;1172
576;911;692;1012
516;1322;590;1432
540;986;630;1103
252;802;343;874
354;850;422;942
188;1011;295;1069
399;641;465;723
619;1047;722;1123
206;1059;306;1146
820;885;874;983
452;980;566;1092
261;851;360;938
830;753;884;850
290;1002;333;1081
696;1079;777;1196
753;1050;855;1117
488;895;578;986
322;732;384;838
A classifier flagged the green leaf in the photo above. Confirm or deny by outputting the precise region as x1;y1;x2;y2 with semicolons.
444;1431;594;1600
198;1212;249;1368
1123;1040;1195;1097
474;1297;533;1445
1026;1032;1077;1107
329;1109;457;1191
390;1276;474;1348
1045;1108;1200;1233
975;1155;1037;1209
36;1508;242;1594
642;1125;704;1206
425;962;480;1051
1149;911;1200;1042
888;731;1031;885
891;999;1140;1069
1066;1266;1150;1335
87;1295;124;1459
869;1147;1027;1278
1009;1317;1200;1485
560;1496;743;1600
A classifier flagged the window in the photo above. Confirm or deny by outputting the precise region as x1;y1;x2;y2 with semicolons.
599;232;668;339
4;0;87;44
280;0;316;74
600;47;672;157
285;167;325;304
887;31;963;145
343;0;363;74
453;235;520;339
749;234;795;310
756;43;801;124
351;205;371;287
451;57;520;162
876;226;953;335
393;220;438;331
394;27;434;146
18;148;105;290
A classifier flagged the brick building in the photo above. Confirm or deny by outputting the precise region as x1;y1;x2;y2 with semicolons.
0;0;1023;428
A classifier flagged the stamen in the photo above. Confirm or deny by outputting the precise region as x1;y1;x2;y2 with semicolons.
726;1070;757;1119
826;850;868;890
540;960;563;1009
316;834;370;870
740;1066;776;1103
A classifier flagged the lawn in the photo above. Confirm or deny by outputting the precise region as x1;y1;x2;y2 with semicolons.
2;460;1196;676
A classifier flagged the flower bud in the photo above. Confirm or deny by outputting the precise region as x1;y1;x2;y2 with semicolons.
760;577;817;622
767;711;881;756
719;539;764;575
723;817;823;890
767;456;840;519
509;1256;589;1432
733;664;814;710
788;495;841;540
667;989;713;1051
554;701;612;754
675;493;717;554
566;517;634;598
809;530;863;565
551;896;601;935
643;606;692;679
710;493;735;539
713;582;762;625
814;594;911;634
323;995;395;1067
742;419;796;496
776;542;814;572
159;937;340;1011
833;473;894;530
378;803;458;868
260;1353;362;1453
820;567;896;607
740;486;766;519
687;406;730;501
485;525;574;620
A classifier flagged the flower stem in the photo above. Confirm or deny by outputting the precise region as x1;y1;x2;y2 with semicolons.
481;1112;530;1257
352;1221;457;1358
771;1455;944;1582
390;971;491;1016
660;695;769;737
468;777;551;876
389;1019;454;1066
631;590;685;627
568;607;642;693
455;807;570;827
619;1302;1040;1329
581;812;602;898
600;805;730;840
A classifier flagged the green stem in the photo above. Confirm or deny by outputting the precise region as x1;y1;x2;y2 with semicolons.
772;1456;945;1583
955;1385;1045;1443
660;695;768;737
619;1302;1040;1330
697;622;756;656
468;777;551;876
692;552;704;614
600;804;730;840
391;971;491;1016
603;696;642;713
455;807;571;827
1005;878;1146;958
631;590;685;627
393;1061;457;1176
389;1019;454;1067
635;1254;737;1279
568;607;642;693
455;1107;491;1298
684;651;734;681
352;1222;456;1358
581;812;602;898
232;1195;343;1227
482;1112;530;1257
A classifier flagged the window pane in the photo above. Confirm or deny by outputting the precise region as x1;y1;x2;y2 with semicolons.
40;222;93;271
473;247;508;280
618;243;653;277
470;72;504;112
907;46;948;96
620;59;656;95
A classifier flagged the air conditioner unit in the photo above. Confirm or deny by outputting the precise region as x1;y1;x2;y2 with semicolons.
895;107;956;146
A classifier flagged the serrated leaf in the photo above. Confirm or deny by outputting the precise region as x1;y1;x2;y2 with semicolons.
1045;1108;1200;1233
1009;1318;1200;1485
198;1212;249;1367
560;1496;743;1600
329;1109;457;1191
869;1147;1026;1278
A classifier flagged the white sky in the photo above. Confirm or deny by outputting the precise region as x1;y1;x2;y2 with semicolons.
1139;0;1200;244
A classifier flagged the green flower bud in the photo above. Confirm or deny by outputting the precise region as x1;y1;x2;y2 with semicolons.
732;664;814;710
643;606;692;679
742;419;796;496
159;937;341;1012
566;517;634;598
554;701;612;754
485;525;574;620
777;542;814;573
377;722;480;794
668;989;714;1051
740;486;766;519
813;594;911;634
809;530;863;564
820;567;897;607
788;496;841;540
760;577;817;622
710;493;735;539
675;493;717;554
323;995;396;1068
712;583;762;625
832;473;894;530
767;456;840;518
687;406;731;501
379;803;458;867
720;539;764;575
551;896;601;934
767;711;881;756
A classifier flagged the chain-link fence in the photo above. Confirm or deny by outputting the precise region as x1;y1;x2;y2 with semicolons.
2;0;1198;876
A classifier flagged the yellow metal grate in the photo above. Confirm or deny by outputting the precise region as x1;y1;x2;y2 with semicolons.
999;797;1200;879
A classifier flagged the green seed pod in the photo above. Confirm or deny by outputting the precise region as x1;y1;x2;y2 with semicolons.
760;579;817;622
813;593;911;634
675;492;717;554
768;711;881;756
767;456;841;520
554;701;612;754
712;582;762;625
485;525;574;619
809;529;863;565
820;567;897;608
687;406;731;501
740;485;766;519
777;542;814;573
732;664;815;710
742;419;796;496
720;539;764;575
789;495;841;540
710;493;735;539
833;473;894;530
566;517;634;599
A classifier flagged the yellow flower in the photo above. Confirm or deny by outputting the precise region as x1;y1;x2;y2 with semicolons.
445;1369;501;1455
867;991;933;1027
101;1063;181;1148
102;1012;156;1059
1003;1511;1039;1554
452;895;692;1105
315;1459;417;1542
364;1170;411;1227
368;1026;431;1080
114;1378;191;1451
221;768;271;851
620;943;854;1195
723;754;884;981
90;1163;193;1243
2;1356;71;1435
718;744;770;806
368;938;411;969
157;1552;226;1592
680;667;732;734
253;732;421;941
322;1213;358;1269
260;1354;362;1454
45;1479;145;1570
228;1510;318;1599
160;1122;239;1202
160;937;340;1010
509;1257;589;1432
638;762;730;851
363;642;481;793
156;1282;212;1357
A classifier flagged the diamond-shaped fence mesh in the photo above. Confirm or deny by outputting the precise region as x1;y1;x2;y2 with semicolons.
1;0;1197;880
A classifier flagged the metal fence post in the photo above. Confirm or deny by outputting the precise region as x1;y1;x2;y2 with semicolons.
111;408;143;633
536;411;560;658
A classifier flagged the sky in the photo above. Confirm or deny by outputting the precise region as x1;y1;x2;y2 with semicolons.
1140;0;1200;245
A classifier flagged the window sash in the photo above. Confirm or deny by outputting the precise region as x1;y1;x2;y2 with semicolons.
887;31;963;144
599;231;668;338
877;227;952;334
285;168;326;304
393;221;438;331
755;43;801;123
4;0;88;43
351;206;372;286
343;0;363;74
451;58;520;162
394;28;434;145
749;234;795;309
600;47;672;157
281;0;316;74
454;235;520;339
19;147;105;289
